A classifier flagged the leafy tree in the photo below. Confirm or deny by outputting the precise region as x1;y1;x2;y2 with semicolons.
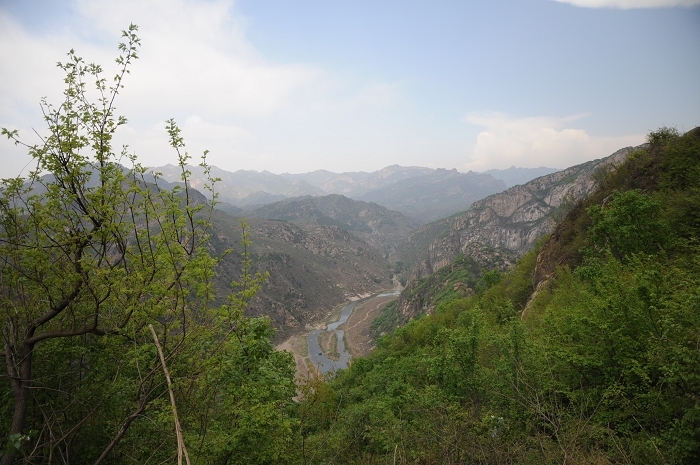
587;189;671;261
0;25;295;464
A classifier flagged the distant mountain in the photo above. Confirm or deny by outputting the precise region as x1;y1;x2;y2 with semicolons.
358;169;506;223
243;194;419;256
280;165;435;197
151;163;554;224
482;166;560;188
151;164;324;205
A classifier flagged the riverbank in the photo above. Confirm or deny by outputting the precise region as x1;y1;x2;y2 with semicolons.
276;288;400;380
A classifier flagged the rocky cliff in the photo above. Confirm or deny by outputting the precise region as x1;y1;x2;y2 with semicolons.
386;147;632;325
399;146;633;288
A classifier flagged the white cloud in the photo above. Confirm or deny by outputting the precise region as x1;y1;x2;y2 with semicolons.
463;112;644;170
72;0;326;120
553;0;700;9
0;0;401;178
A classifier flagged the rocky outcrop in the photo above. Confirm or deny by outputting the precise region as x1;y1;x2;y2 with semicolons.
406;147;633;282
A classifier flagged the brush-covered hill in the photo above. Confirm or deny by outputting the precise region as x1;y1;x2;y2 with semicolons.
241;194;419;256
295;126;700;464
207;210;392;341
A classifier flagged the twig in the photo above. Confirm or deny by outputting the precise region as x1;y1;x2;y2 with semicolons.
149;324;191;465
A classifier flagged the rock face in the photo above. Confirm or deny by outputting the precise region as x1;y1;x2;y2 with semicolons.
403;147;633;282
396;243;515;323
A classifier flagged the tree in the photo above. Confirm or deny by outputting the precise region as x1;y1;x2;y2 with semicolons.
0;25;295;464
587;189;671;261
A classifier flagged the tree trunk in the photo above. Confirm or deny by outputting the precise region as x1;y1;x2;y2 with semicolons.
1;340;34;465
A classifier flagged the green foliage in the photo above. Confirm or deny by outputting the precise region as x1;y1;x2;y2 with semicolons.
587;189;671;261
0;27;295;464
296;126;700;464
369;300;401;339
647;126;680;147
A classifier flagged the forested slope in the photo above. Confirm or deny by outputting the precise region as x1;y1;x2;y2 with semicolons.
294;127;700;464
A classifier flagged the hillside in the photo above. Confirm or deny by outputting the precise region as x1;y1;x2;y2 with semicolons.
242;194;419;256
208;210;392;341
396;146;633;284
295;126;700;464
358;169;506;223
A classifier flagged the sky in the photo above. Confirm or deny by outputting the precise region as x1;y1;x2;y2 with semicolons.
0;0;698;178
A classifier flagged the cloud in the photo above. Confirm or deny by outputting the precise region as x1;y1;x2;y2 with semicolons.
463;112;644;170
553;0;700;8
0;0;401;177
72;0;326;120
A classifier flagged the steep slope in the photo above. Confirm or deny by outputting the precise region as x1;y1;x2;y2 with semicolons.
242;194;419;255
208;210;392;341
358;169;506;223
299;127;700;465
397;146;633;282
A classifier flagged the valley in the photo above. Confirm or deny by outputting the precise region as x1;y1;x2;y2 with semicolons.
3;9;695;462
191;147;630;348
277;288;401;379
190;151;633;374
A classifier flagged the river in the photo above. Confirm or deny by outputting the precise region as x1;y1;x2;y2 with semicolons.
307;290;400;374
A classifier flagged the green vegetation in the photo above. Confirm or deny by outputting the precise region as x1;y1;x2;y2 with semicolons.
294;127;700;464
0;28;295;464
370;300;401;338
2;24;699;465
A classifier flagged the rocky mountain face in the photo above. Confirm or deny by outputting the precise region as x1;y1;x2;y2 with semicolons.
392;147;634;321
393;243;515;328
241;194;419;256
358;169;506;223
483;166;561;188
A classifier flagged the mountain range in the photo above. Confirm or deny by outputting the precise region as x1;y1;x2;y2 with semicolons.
152;164;558;223
153;153;629;340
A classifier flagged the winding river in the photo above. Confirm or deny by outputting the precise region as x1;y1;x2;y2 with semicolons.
307;290;400;374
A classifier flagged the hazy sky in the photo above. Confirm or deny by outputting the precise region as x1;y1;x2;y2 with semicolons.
1;0;698;178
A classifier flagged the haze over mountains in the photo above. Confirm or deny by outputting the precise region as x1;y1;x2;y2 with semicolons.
152;164;558;223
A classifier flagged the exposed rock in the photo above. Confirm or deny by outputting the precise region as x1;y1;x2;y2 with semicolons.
405;147;633;281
